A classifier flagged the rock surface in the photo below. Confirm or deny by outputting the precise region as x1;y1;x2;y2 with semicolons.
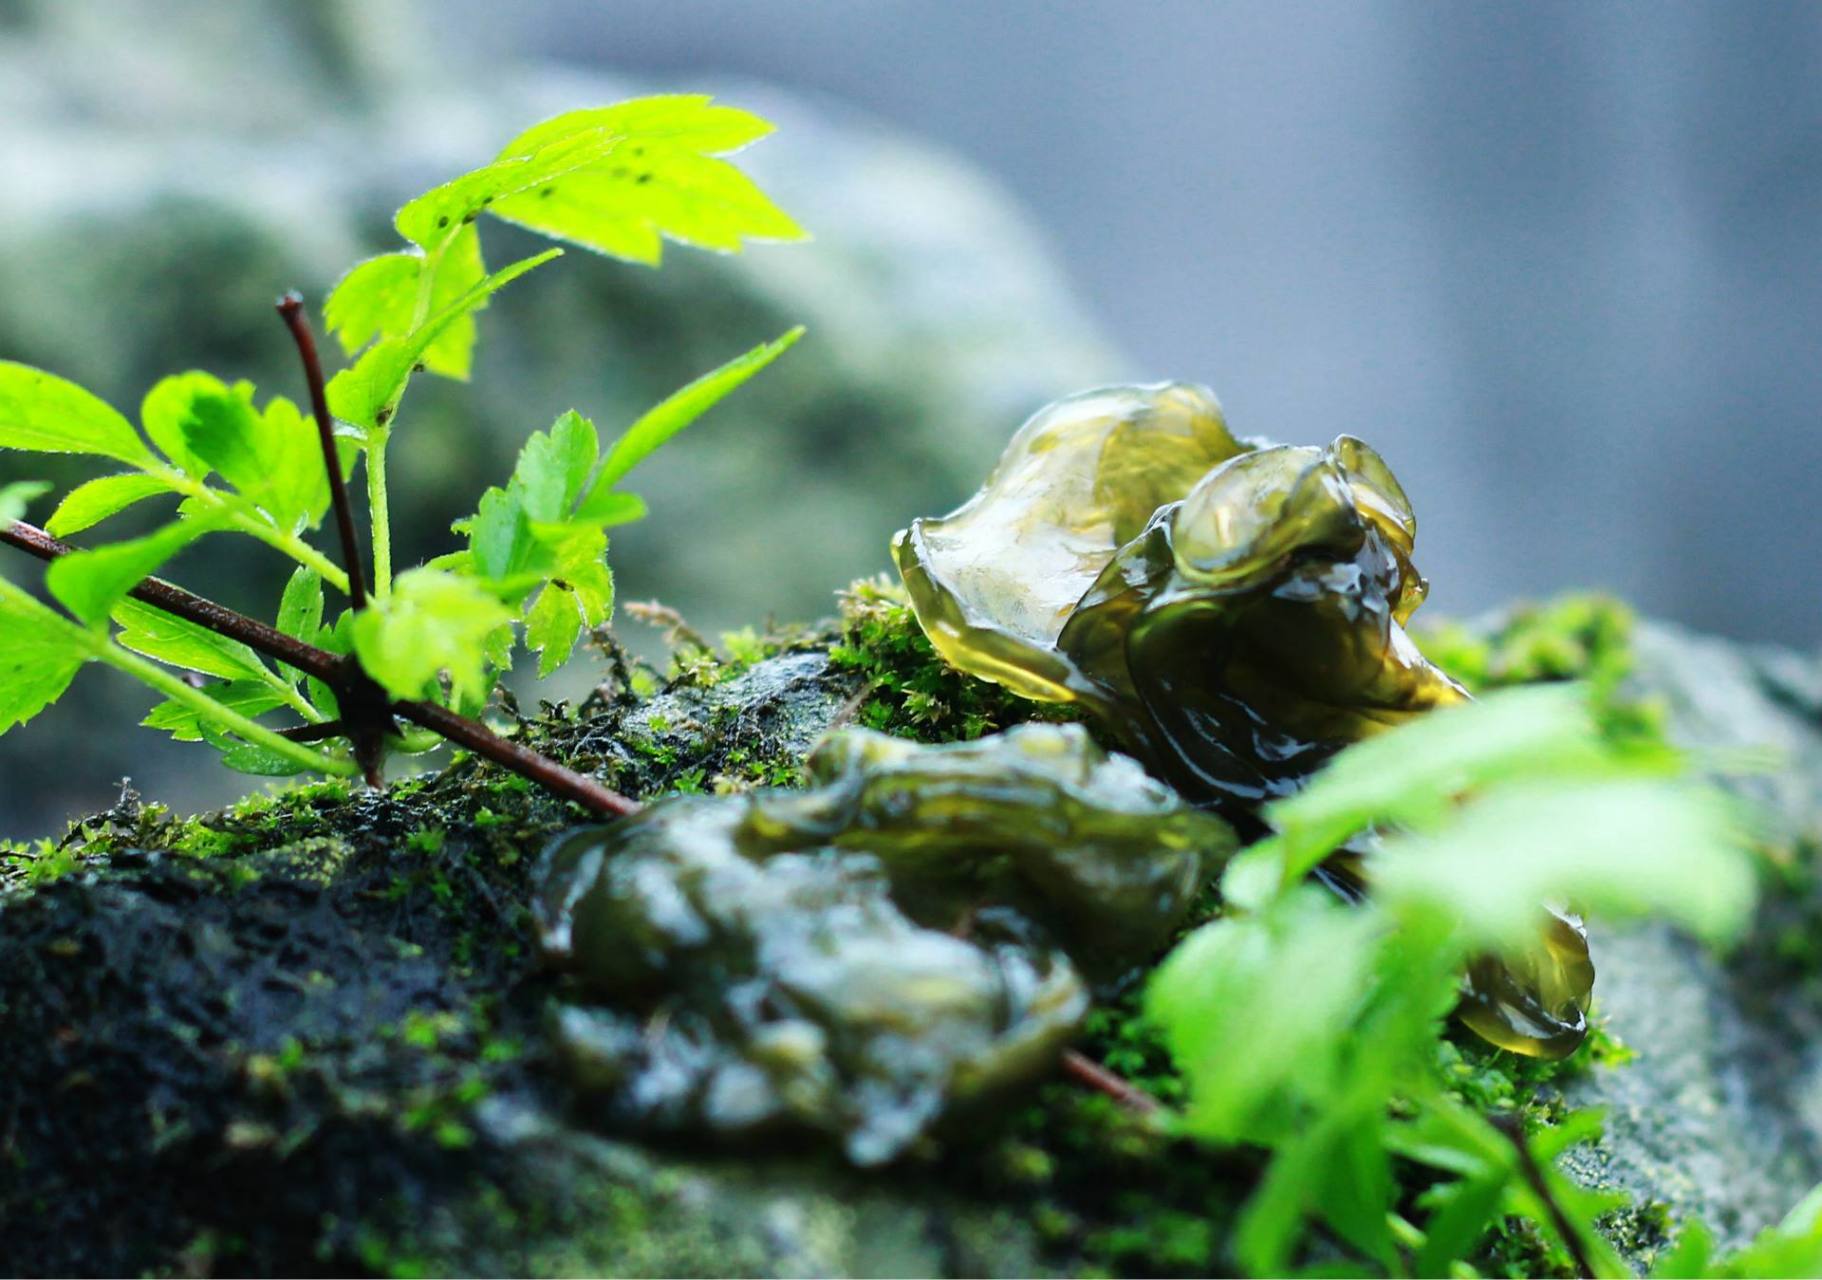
2;617;1820;1275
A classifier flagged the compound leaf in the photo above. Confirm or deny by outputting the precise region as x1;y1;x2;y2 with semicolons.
325;223;488;380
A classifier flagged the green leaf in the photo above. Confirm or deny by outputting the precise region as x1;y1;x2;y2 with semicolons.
0;362;153;465
143;680;285;743
525;583;583;678
582;326;803;507
325;223;488;380
484;98;807;264
1373;777;1756;951
111;596;273;683
326;249;560;435
0;479;50;525
141;372;225;478
349;567;513;706
46;520;211;629
516;409;599;522
0;577;91;733
45;473;173;536
275;566;324;685
394;96;802;263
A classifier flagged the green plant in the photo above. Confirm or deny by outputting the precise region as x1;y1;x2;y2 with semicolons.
1144;681;1818;1276
0;96;804;801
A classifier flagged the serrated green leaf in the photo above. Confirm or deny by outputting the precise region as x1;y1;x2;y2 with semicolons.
255;394;336;534
325;223;487;380
0;479;50;525
143;680;285;743
0;577;91;733
140;372;219;478
483;99;806;264
173;377;265;489
349;567;512;706
582;326;803;508
517;410;599;522
326;249;559;435
274;566;324;685
525;583;583;677
45;473;172;536
306;612;353;720
111;596;273;683
46;519;210;629
0;362;153;465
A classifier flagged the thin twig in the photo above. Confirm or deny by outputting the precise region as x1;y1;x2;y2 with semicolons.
394;698;640;817
1488;1111;1595;1279
1;520;340;683
276;719;346;744
276;292;368;611
1061;1049;1161;1114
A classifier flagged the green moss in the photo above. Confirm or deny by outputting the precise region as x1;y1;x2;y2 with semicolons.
832;575;1081;743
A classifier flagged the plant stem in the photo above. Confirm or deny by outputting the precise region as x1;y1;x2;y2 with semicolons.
277;292;370;608
95;641;357;777
1489;1111;1596;1279
366;425;392;597
393;697;640;817
1;520;344;684
1061;1049;1161;1114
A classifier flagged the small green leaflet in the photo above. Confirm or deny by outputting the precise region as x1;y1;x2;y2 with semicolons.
0;577;92;734
349;567;513;707
111;596;274;683
0;362;155;466
325;222;488;380
143;680;285;744
162;376;332;535
326;249;560;436
0;479;50;525
45;473;172;536
274;566;324;686
393;96;804;264
46;519;211;629
581;326;804;511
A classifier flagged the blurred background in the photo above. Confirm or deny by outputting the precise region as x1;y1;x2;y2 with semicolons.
1;0;1817;835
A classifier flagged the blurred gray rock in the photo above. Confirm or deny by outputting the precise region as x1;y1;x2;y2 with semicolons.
1561;622;1822;1255
0;0;1123;836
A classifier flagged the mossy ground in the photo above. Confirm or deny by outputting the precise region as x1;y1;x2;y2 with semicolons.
0;587;1671;1277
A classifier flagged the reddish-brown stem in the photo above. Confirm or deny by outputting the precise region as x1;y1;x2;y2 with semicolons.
1488;1111;1595;1279
1;520;342;683
276;292;368;612
1;517;642;817
394;698;640;816
1061;1049;1161;1114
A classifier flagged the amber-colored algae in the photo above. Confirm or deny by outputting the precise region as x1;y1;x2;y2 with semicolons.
894;381;1593;1058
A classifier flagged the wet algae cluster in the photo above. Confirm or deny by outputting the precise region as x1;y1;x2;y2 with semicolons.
0;383;1617;1274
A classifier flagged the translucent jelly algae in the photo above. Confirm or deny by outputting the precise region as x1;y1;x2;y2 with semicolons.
893;382;1593;1058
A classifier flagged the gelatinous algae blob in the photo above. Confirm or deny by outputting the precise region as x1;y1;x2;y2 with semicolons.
894;382;1594;1058
536;723;1236;1163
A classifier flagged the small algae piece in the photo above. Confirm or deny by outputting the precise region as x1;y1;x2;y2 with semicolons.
894;382;1593;1059
534;723;1236;1163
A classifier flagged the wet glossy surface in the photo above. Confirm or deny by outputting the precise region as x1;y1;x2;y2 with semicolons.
895;382;1594;1058
536;723;1237;1162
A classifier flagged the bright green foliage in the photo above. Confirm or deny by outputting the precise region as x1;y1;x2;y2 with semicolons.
0;479;49;525
46;473;171;536
0;578;90;733
325;224;487;381
394;95;804;265
1147;683;1757;1276
0;361;154;464
0;93;801;781
1653;1184;1822;1277
350;568;514;707
326;248;560;438
46;519;211;628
